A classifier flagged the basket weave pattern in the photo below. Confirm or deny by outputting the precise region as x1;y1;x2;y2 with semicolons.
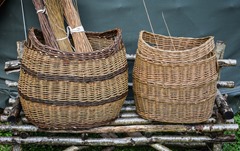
138;31;215;63
133;52;218;85
135;94;215;123
18;28;128;129
133;31;218;123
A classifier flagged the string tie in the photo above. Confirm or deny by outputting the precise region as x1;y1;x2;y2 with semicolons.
57;26;84;41
36;7;46;14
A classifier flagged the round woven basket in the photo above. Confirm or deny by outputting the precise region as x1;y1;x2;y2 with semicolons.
138;31;215;63
133;30;218;123
18;28;128;130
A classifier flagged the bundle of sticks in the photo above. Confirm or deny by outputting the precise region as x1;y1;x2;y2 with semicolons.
33;0;93;53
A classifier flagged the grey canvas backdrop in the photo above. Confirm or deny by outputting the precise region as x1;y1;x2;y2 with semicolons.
0;0;239;112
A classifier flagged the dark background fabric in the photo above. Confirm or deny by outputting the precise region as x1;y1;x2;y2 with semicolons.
0;0;239;112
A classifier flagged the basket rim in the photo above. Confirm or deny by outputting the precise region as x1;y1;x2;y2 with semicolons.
139;30;214;53
136;50;217;65
27;28;123;60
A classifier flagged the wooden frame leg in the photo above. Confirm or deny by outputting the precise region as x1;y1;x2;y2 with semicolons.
12;144;22;151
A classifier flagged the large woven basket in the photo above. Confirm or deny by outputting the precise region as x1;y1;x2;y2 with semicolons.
138;31;215;63
18;28;128;130
133;30;218;123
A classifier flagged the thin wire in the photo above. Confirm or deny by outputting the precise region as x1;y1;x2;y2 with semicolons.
142;0;159;48
162;12;176;51
142;0;155;35
20;0;27;40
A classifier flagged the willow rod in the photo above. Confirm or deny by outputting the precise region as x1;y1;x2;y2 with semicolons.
32;0;59;48
44;0;72;51
61;0;93;53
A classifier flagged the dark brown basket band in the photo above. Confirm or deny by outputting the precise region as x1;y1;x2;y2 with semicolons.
19;90;128;107
27;28;124;61
20;64;128;83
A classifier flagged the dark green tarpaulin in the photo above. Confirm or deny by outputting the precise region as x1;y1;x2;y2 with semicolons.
0;0;240;112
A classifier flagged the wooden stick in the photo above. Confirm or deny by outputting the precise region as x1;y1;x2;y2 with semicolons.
2;114;218;126
12;144;22;151
215;41;226;60
3;107;13;115
217;81;235;88
128;81;235;88
61;0;93;53
0;124;237;134
217;59;237;67
16;41;24;59
32;0;59;48
5;80;18;87
127;132;171;151
63;146;80;151
164;142;206;147
216;90;234;120
120;106;136;112
123;100;135;105
0;135;235;145
4;57;235;73
119;112;139;118
4;60;20;72
111;118;151;125
100;133;118;151
151;144;172;151
8;98;17;105
7;99;22;124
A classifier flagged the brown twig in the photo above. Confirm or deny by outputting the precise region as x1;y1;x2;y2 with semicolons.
61;0;93;53
32;0;59;48
44;0;72;51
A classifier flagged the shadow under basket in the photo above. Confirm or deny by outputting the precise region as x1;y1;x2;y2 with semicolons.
18;28;128;130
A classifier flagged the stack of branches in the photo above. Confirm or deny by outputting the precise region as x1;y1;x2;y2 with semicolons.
33;0;93;53
32;0;59;48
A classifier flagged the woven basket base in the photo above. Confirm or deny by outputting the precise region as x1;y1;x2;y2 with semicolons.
20;96;126;130
135;94;215;124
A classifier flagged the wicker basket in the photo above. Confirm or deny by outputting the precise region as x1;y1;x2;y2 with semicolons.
18;28;128;130
138;31;215;63
133;30;218;123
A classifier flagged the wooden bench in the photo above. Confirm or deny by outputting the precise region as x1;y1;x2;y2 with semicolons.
0;41;238;151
